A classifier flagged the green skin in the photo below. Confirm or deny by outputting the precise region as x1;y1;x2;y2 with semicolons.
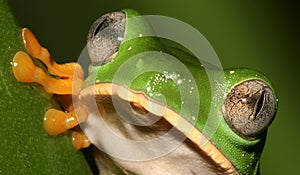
83;9;277;174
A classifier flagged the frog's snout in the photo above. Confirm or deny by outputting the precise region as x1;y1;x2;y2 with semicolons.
222;80;276;140
87;11;126;66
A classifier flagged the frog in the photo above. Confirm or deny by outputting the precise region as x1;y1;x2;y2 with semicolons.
11;9;277;175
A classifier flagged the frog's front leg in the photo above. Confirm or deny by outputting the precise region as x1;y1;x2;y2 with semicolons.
13;28;84;94
12;28;91;149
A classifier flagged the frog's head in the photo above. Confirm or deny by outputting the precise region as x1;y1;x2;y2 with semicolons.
77;9;277;175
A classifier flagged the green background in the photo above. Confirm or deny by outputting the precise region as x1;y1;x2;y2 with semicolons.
7;0;299;174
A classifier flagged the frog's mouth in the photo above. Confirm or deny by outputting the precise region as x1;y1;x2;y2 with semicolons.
78;82;239;175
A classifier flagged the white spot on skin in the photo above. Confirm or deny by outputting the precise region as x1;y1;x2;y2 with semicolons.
163;71;178;80
10;62;18;67
155;93;162;97
177;79;182;85
146;87;151;92
117;37;123;41
230;70;235;74
66;117;75;123
241;98;247;103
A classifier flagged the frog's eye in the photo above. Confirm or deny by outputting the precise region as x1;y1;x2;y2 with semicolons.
222;80;276;140
87;12;126;66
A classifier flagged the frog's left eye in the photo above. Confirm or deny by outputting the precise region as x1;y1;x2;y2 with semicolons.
87;12;126;66
222;80;276;140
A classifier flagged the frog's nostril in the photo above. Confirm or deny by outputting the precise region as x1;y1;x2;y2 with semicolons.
87;12;126;66
222;80;277;140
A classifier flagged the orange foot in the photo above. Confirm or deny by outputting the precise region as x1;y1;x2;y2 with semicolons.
12;28;91;149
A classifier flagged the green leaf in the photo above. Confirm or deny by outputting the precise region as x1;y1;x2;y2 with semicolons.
0;0;92;174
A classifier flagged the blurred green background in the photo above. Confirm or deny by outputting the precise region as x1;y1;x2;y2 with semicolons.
7;0;299;174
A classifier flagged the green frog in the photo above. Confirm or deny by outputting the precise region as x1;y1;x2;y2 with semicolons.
12;9;277;175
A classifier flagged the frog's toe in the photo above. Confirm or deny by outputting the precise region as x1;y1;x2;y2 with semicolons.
12;51;36;83
12;51;75;94
22;28;43;58
43;109;79;135
72;131;91;150
21;28;84;88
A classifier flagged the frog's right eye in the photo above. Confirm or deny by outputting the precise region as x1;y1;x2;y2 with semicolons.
87;12;126;66
222;80;277;140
